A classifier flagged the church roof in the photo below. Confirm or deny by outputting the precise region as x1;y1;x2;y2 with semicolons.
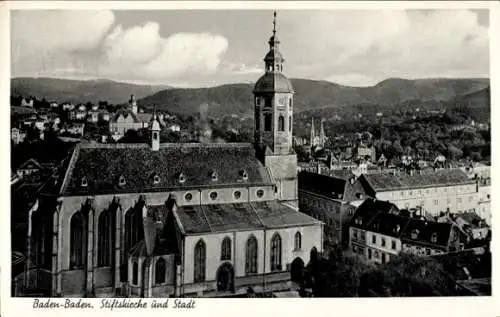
174;201;322;234
254;72;294;93
59;142;273;196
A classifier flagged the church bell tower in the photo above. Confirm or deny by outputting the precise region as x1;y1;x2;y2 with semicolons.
253;11;298;205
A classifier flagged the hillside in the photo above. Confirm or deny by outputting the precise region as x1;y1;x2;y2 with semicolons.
449;86;490;122
138;78;489;117
11;77;170;105
11;77;489;118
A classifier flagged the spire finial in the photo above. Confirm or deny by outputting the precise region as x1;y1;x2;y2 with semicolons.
273;11;277;35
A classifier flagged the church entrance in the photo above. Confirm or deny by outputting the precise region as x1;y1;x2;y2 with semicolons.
216;262;234;292
290;257;305;283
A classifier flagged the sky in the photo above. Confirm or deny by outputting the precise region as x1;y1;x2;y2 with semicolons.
11;9;490;87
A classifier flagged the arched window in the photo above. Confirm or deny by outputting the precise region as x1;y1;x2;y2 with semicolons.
124;207;144;258
289;116;292;132
278;115;285;131
97;210;113;267
70;211;86;269
289;98;292;108
155;258;166;284
221;237;231;260
264;113;272;131
270;233;282;272
431;232;438;244
294;232;302;251
194;240;206;283
245;235;258;275
132;261;139;285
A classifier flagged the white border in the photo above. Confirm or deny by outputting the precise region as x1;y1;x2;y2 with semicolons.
1;2;499;317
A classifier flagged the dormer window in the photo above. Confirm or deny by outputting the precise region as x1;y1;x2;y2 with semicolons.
240;170;248;181
118;175;126;187
178;172;185;184
80;177;88;187
210;170;218;182
153;174;160;185
395;224;401;234
411;229;419;239
431;232;438;244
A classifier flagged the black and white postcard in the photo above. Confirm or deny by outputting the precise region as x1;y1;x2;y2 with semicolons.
2;1;498;317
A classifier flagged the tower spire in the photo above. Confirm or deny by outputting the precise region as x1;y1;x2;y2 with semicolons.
273;11;277;36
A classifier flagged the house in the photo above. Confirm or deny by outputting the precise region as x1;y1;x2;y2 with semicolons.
109;95;151;139
62;103;75;111
21;98;34;108
454;212;489;240
11;128;26;144
349;198;465;264
357;169;478;215
87;110;100;123
168;124;181;133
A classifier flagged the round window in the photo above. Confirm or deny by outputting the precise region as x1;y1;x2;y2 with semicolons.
256;189;264;198
185;193;192;201
210;192;218;200
234;191;241;199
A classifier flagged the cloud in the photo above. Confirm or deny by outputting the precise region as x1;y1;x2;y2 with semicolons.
12;10;115;77
277;10;489;85
11;9;489;86
12;11;229;82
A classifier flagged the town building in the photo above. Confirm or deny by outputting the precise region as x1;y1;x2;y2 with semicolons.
454;212;490;241
349;198;465;264
357;169;479;215
108;95;151;140
15;12;323;298
298;171;365;248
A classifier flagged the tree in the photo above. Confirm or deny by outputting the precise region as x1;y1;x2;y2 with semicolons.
306;245;374;297
447;145;463;160
360;252;456;297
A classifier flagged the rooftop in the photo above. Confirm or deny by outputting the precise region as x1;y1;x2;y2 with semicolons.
60;142;273;196
174;201;321;235
360;168;473;192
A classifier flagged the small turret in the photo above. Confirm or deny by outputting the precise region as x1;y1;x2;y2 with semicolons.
150;106;161;151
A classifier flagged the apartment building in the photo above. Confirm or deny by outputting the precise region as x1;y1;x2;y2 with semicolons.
358;168;478;216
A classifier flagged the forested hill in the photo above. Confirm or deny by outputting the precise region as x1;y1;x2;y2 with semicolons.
137;78;489;117
11;77;170;105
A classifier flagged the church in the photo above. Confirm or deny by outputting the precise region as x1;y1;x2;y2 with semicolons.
22;12;323;298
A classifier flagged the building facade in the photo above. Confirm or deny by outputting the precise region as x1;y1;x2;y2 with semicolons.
349;198;464;264
358;169;479;216
298;171;364;249
109;95;150;139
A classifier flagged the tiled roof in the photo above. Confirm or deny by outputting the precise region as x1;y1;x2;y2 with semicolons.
137;113;153;123
350;198;454;248
60;143;273;195
174;201;321;234
298;171;348;199
110;108;141;123
400;219;453;248
350;198;400;231
360;168;473;192
252;201;323;228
